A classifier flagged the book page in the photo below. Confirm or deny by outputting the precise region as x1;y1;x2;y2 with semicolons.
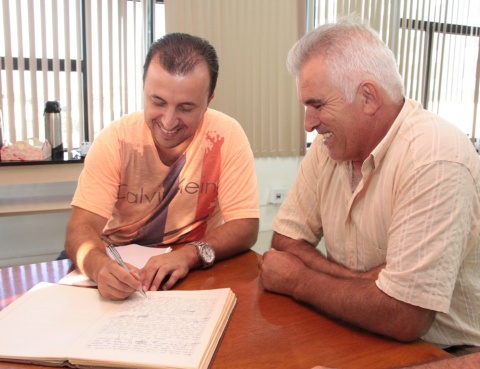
0;283;118;364
69;289;236;369
59;244;172;286
0;282;236;369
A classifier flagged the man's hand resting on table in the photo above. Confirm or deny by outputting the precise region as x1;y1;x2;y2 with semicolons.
140;246;198;292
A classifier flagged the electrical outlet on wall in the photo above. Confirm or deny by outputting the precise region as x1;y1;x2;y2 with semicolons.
269;187;288;204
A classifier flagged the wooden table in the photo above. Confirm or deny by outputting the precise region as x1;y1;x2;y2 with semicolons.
0;251;450;369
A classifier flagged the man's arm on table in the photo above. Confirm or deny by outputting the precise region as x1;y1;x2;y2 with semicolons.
259;232;435;342
64;206;144;300
66;207;259;297
140;217;259;291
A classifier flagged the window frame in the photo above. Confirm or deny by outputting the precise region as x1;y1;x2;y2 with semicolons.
400;18;480;110
0;0;165;150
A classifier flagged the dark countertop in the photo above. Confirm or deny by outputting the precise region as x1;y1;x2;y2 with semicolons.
0;150;84;167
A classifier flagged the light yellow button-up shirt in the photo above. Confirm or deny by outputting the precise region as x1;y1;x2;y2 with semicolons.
273;99;480;348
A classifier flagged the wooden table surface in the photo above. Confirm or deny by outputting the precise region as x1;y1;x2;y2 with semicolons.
0;250;450;369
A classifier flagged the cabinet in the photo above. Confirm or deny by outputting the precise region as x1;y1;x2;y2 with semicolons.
0;157;84;267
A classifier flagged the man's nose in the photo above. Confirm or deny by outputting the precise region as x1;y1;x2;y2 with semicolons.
304;108;317;132
162;109;178;130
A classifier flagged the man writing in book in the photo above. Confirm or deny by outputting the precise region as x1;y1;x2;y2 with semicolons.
259;17;480;354
64;33;259;300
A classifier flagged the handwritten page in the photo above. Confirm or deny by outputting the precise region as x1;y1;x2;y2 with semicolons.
85;295;216;354
0;282;236;369
59;244;172;286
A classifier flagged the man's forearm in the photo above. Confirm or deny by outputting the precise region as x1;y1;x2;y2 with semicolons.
203;218;259;260
262;234;435;342
293;265;435;342
64;207;109;281
65;229;110;282
271;232;379;280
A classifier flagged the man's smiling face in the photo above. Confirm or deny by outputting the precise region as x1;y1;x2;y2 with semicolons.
298;55;370;164
143;59;212;162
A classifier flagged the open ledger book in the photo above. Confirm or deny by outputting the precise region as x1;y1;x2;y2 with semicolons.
0;282;236;369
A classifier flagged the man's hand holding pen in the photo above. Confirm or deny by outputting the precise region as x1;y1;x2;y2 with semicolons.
94;245;147;300
95;244;201;300
96;259;144;300
108;245;148;298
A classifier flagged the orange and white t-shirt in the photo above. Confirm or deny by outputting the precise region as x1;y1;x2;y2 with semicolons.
72;109;259;246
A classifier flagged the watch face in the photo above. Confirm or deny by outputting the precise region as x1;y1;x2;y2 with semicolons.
201;245;215;263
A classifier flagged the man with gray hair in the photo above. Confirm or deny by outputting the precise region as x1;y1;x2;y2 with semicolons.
259;17;480;355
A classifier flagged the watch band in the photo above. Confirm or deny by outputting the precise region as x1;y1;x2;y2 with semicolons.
188;241;215;268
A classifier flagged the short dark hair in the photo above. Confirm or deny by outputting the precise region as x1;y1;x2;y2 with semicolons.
143;33;219;99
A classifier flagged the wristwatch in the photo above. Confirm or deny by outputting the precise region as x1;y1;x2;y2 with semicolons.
188;241;215;268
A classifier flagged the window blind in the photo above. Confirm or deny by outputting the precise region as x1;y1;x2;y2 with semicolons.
311;0;480;143
164;0;307;158
0;0;164;150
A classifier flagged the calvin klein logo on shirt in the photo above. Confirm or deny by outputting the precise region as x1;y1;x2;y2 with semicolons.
117;179;218;204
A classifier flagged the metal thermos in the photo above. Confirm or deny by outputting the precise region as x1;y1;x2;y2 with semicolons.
0;106;4;150
44;100;63;159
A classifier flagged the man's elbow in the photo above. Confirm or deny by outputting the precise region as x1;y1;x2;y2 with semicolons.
240;218;259;249
390;324;429;343
387;310;436;342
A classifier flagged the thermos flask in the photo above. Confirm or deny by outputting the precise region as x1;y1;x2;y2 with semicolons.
0;106;4;150
44;100;63;159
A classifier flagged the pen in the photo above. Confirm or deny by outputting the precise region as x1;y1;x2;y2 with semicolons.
107;245;148;298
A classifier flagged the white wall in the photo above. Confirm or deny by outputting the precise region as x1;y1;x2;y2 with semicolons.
251;157;303;254
255;157;302;230
0;157;303;267
0;209;72;266
0;181;76;267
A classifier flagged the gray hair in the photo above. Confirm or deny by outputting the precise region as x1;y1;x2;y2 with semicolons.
287;16;405;103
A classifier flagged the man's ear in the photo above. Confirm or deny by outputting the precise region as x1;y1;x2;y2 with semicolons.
208;92;215;105
360;82;380;115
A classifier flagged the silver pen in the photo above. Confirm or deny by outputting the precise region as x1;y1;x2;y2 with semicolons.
107;244;148;298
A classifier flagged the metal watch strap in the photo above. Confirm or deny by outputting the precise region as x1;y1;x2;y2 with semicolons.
188;241;215;268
